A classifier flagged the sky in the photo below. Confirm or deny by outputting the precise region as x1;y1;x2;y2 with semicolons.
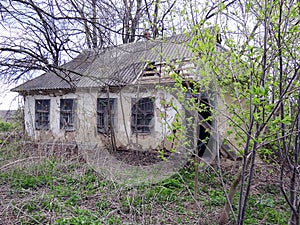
0;19;22;110
0;81;22;110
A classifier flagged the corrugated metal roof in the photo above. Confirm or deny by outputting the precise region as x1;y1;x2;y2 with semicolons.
11;33;200;93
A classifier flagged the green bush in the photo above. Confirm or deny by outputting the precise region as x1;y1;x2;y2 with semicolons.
0;120;14;132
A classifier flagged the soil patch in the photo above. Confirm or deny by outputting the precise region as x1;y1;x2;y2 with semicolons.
111;148;170;166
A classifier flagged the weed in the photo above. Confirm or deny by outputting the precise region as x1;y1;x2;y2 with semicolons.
65;192;82;206
206;189;226;207
0;120;17;132
107;216;121;225
41;194;65;212
23;201;38;213
54;215;101;225
161;177;183;189
9;172;48;190
96;200;109;211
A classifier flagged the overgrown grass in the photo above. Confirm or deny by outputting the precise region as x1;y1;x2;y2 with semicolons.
0;142;290;224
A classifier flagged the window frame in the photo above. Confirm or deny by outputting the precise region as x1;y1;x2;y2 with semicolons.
131;97;154;134
60;99;76;131
142;62;160;77
35;99;50;130
97;98;116;134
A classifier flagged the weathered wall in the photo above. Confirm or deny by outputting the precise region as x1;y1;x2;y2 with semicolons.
23;84;240;161
24;92;78;141
23;86;182;150
115;85;181;150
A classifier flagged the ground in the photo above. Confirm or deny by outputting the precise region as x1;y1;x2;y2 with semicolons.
0;140;290;225
112;148;170;166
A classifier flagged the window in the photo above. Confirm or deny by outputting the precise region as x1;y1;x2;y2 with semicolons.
97;98;116;134
60;99;76;131
35;99;50;130
131;97;154;134
143;62;160;77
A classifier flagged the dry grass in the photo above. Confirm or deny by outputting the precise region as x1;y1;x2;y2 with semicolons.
0;139;290;225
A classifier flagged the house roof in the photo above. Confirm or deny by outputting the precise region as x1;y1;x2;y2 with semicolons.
11;33;215;93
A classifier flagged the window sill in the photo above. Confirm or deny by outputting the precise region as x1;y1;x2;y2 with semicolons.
132;132;152;135
61;128;76;132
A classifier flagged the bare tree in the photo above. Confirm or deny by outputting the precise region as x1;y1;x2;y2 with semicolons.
0;0;82;81
0;0;182;84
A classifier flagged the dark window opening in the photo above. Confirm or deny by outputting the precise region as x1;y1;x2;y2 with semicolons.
143;62;160;77
35;99;50;130
97;98;116;134
198;98;212;157
131;97;154;134
60;99;76;131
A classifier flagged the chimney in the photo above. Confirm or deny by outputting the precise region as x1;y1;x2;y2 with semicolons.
143;31;151;40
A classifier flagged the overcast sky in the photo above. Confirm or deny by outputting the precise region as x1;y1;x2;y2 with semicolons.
0;81;22;110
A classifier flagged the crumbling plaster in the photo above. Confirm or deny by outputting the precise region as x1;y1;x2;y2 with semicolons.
23;86;181;150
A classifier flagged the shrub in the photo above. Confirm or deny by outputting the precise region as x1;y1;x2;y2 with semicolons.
0;120;14;132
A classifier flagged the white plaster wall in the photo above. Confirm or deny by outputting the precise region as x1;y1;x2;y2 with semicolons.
24;87;182;150
24;94;58;140
24;93;78;141
75;90;98;144
23;95;34;138
112;87;181;150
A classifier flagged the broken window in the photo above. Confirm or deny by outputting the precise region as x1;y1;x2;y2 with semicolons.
35;99;50;130
60;99;76;131
97;98;116;134
131;97;154;134
143;62;160;77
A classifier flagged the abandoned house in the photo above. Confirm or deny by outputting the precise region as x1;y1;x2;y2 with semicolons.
12;33;232;159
